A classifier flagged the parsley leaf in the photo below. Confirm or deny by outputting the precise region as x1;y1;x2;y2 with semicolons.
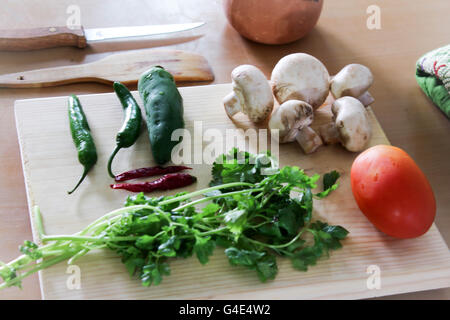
225;247;278;282
223;209;247;239
157;236;181;257
316;170;340;198
19;241;42;260
255;254;278;282
194;236;216;265
290;220;349;271
225;247;265;267
141;260;171;286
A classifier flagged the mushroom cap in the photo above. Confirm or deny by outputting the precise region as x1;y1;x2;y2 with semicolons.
270;53;330;109
228;64;274;122
332;96;372;152
268;100;314;143
330;64;374;99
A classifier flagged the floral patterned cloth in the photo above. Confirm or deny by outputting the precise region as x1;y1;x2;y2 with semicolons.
416;44;450;118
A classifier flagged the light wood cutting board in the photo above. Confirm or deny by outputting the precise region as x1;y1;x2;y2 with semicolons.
14;84;450;300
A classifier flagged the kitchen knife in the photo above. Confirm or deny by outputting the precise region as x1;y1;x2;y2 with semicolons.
0;22;205;51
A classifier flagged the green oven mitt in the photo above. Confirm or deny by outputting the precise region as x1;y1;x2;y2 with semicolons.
416;44;450;118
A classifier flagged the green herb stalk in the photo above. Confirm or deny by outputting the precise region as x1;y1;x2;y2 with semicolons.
0;149;347;289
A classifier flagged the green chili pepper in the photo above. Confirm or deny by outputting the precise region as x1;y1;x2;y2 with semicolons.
68;95;98;194
107;82;143;178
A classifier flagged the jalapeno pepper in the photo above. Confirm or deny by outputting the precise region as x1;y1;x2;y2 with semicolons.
138;66;184;165
68;95;98;194
107;82;143;178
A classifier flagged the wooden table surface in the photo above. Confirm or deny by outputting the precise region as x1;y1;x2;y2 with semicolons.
0;0;449;300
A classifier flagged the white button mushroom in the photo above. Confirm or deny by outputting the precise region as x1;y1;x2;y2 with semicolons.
223;65;274;123
330;64;374;106
269;100;323;154
319;96;372;152
271;53;330;110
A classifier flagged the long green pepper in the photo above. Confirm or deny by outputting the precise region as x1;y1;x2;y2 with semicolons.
68;95;98;194
107;82;143;178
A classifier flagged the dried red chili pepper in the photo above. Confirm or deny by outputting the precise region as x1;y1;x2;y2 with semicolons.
114;165;192;182
110;173;197;193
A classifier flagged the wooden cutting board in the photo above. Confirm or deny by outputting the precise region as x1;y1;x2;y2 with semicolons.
14;84;450;299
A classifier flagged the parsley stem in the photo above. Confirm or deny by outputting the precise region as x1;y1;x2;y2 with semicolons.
91;221;120;237
159;182;255;206
41;249;68;257
197;227;228;237
193;223;214;231
68;248;89;265
0;242;59;273
170;222;186;227
243;229;306;249
0;252;74;290
78;204;156;236
33;206;45;240
251;214;272;222
260;191;276;207
249;221;271;229
41;235;139;243
178;227;228;239
172;187;264;212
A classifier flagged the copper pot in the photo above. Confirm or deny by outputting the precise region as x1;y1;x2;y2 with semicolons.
223;0;323;45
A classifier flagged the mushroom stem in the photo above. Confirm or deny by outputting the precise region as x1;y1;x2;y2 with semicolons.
223;91;242;118
295;127;323;154
318;122;340;145
268;100;323;154
357;91;375;107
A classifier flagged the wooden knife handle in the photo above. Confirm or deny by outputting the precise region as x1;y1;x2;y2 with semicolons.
0;26;87;51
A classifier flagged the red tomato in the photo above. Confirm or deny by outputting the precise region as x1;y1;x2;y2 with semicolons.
350;145;436;239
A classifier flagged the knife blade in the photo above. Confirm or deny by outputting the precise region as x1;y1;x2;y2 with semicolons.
84;22;204;42
0;22;205;51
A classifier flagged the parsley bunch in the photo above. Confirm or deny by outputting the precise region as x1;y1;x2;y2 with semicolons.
0;149;348;289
